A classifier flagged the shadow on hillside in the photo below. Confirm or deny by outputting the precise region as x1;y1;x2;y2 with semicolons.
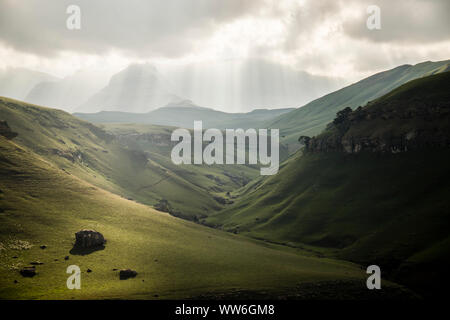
69;244;105;255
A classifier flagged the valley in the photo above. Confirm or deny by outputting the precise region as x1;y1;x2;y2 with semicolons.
1;0;449;307
206;72;450;298
1;64;449;300
0;98;391;300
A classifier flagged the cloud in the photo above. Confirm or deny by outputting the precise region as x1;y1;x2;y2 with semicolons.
342;0;450;44
281;0;344;52
0;0;449;86
0;0;263;58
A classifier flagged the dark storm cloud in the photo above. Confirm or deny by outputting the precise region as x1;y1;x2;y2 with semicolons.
0;0;263;57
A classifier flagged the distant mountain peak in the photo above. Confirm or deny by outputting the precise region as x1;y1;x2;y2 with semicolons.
76;63;183;113
163;99;196;108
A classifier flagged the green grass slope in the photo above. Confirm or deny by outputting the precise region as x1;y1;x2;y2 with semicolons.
207;73;450;297
0;97;260;220
0;135;375;299
268;59;450;150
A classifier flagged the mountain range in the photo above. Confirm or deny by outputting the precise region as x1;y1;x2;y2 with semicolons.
0;59;345;114
74;99;294;129
0;68;58;101
267;60;450;150
24;69;111;113
77;60;450;155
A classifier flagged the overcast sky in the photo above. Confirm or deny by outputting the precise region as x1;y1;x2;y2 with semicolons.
0;0;449;83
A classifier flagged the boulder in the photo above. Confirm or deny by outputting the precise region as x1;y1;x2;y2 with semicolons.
20;266;36;277
119;269;137;280
74;230;105;248
0;120;18;139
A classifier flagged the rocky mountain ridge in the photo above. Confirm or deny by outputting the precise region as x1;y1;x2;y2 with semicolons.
300;72;450;154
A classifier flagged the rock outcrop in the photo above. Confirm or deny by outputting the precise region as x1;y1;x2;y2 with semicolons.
74;230;105;248
300;80;450;154
50;148;84;163
0;120;18;139
119;269;137;280
20;266;36;277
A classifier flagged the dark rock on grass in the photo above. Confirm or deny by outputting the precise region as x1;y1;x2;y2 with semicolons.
20;266;36;277
154;199;171;213
14;280;18;284
75;230;105;248
112;268;118;271
64;256;69;260
0;120;18;139
12;256;18;259
40;245;47;249
70;230;105;255
87;269;92;273
213;196;233;205
119;269;137;280
30;261;44;265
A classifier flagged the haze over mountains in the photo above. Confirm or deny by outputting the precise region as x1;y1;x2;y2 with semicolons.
75;100;294;130
4;59;448;121
159;59;343;112
0;59;345;114
25;69;111;113
77;64;183;113
0;68;58;101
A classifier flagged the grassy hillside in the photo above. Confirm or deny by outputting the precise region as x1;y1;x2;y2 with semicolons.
207;151;450;295
1;100;417;300
268;60;450;150
0;97;261;221
100;122;290;188
206;73;450;297
1;134;381;299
